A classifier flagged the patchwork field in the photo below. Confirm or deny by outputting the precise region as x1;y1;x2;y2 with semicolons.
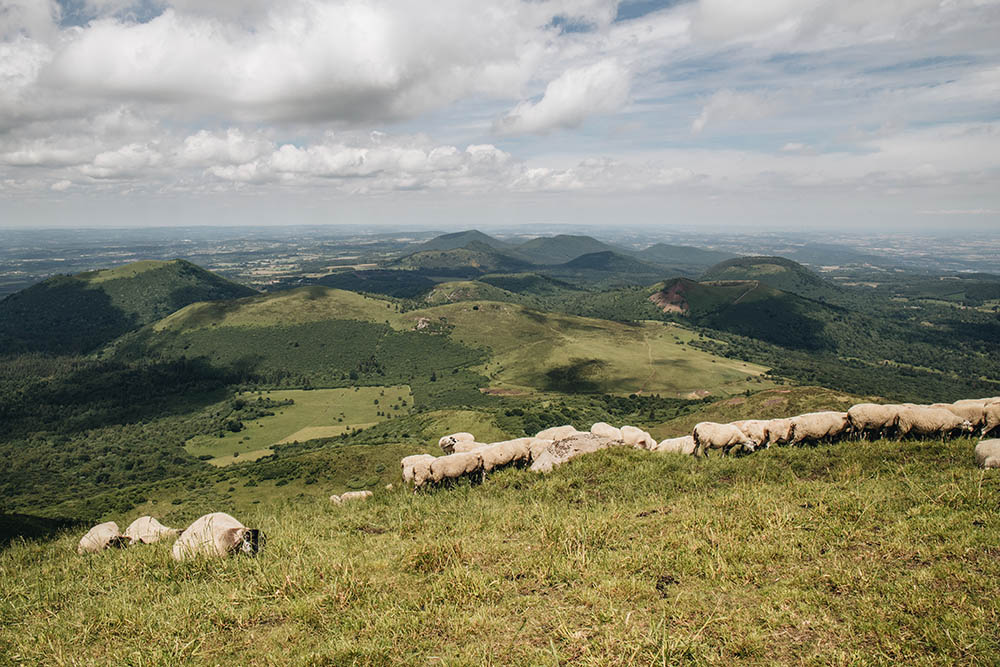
184;386;412;466
410;302;775;397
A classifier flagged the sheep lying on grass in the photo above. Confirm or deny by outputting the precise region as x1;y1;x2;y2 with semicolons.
78;521;128;554
975;439;1000;468
124;516;179;545
330;490;373;504
172;512;264;561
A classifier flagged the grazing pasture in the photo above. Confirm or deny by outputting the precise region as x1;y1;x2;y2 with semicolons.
3;437;998;664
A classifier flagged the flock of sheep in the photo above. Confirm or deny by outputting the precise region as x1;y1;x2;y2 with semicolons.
401;396;1000;488
77;512;264;560
75;396;1000;557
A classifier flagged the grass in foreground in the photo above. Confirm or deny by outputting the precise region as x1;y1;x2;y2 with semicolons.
2;437;999;664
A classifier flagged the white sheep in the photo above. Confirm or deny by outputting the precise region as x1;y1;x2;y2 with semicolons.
847;404;902;440
438;432;475;454
401;454;436;487
535;425;581;441
975;439;1000;468
77;521;127;554
172;512;264;561
789;412;850;445
124;516;179;545
692;422;758;457
620;425;656;450
653;435;697;455
896;405;974;439
590;422;623;441
429;451;484;484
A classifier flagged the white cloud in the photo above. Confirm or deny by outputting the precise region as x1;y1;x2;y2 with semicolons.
80;142;162;179
692;89;781;134
495;59;631;135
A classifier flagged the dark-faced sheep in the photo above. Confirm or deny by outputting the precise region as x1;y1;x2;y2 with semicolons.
78;521;128;554
172;512;264;561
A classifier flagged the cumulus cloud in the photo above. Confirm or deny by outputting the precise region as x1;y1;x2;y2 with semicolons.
495;60;631;135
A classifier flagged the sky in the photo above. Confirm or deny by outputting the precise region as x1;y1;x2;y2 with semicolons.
1;0;999;230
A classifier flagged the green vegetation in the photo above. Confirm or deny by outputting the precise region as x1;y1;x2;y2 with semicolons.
184;386;412;465
0;259;256;354
3;437;998;663
389;241;534;276
700;256;843;303
316;269;437;298
407;301;775;397
514;233;625;264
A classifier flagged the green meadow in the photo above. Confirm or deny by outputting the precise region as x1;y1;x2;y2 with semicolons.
410;301;775;397
2;437;998;664
184;386;412;466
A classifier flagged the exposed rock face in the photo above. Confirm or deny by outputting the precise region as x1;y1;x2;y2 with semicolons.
529;433;625;473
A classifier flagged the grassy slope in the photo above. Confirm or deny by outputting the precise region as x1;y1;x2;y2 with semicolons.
153;285;405;332
2;437;998;664
410;301;774;397
184;386;413;465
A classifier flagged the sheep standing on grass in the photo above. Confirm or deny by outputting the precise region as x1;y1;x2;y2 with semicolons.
789;412;850;445
764;418;796;446
402;454;436;488
527;438;554;461
77;521;128;554
983;403;1000;437
430;451;484;484
847;404;901;440
479;438;532;473
975;440;1000;468
731;420;770;448
692;422;758;457
932;402;987;431
895;405;974;440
